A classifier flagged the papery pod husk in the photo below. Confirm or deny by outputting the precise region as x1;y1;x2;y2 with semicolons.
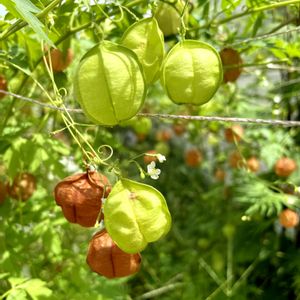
0;75;7;100
104;178;171;253
161;40;223;105
0;180;8;204
122;18;165;85
74;41;146;126
219;48;243;83
86;229;141;278
9;173;36;201
54;171;111;227
154;0;188;37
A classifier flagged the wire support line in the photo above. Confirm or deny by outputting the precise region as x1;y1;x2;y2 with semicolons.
1;89;300;127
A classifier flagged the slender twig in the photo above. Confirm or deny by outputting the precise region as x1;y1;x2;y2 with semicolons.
228;26;300;47
204;277;233;300
135;282;184;300
231;258;259;293
224;60;288;69
2;90;300;127
199;258;224;287
226;237;234;296
217;0;300;25
266;17;297;35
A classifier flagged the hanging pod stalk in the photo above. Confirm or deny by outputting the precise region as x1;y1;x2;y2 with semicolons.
154;0;188;37
121;17;165;85
161;40;223;105
74;41;146;126
104;178;172;254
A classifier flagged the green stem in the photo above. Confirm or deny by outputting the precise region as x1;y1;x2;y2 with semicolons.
266;17;297;35
224;60;289;70
0;289;13;300
226;237;234;297
55;0;144;44
231;258;259;293
0;0;62;41
218;0;300;25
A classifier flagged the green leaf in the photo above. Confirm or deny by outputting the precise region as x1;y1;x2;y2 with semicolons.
2;0;54;47
232;173;286;217
21;279;53;299
3;147;22;179
221;0;242;16
0;272;10;280
43;229;62;256
8;277;28;287
6;289;28;300
251;12;264;37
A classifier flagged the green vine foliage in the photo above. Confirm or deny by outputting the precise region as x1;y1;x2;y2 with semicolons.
1;0;300;299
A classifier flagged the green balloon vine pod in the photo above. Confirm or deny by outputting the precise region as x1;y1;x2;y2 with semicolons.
122;18;165;85
154;0;188;37
161;40;223;105
74;41;146;126
104;178;172;254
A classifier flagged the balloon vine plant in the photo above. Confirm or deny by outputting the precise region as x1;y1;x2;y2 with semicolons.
51;0;223;278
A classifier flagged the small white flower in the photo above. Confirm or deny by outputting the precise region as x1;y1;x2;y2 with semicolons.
157;154;166;163
147;161;161;180
287;196;296;205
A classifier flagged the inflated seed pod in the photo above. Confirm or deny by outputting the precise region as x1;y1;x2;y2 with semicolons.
0;75;7;100
0;180;8;204
104;179;171;253
219;48;243;83
161;40;223;105
74;41;146;126
54;171;111;227
154;0;187;37
9;173;36;201
122;18;165;85
86;229;141;278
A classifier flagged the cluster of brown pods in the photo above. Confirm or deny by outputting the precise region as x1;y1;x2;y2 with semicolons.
54;171;141;279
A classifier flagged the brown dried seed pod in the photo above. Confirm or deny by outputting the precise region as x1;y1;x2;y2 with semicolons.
46;48;73;73
275;157;297;177
0;75;8;100
9;173;36;201
279;209;299;228
214;168;226;181
86;230;141;278
229;151;245;169
0;181;8;204
144;150;158;164
54;171;111;227
246;157;260;173
185;148;203;167
224;125;244;143
219;48;243;83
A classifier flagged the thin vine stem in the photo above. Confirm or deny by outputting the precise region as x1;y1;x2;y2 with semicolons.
228;26;300;47
42;48;110;167
217;0;300;25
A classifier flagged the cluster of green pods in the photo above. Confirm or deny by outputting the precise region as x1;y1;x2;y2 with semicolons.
74;5;223;126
